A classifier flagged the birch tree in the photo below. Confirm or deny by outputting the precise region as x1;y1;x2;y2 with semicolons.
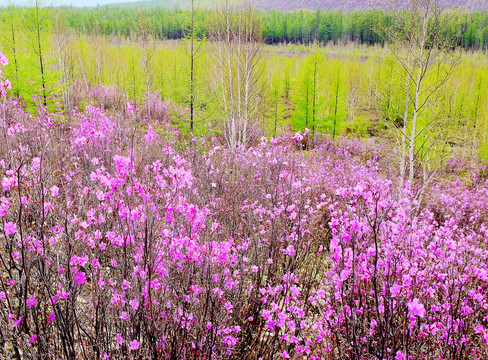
138;10;156;99
52;7;75;110
381;0;459;189
212;0;264;148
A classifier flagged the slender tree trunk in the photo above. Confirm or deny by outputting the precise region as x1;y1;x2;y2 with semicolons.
215;0;261;148
36;3;47;107
408;13;429;184
333;65;340;139
305;81;309;128
190;0;195;131
312;56;317;139
471;77;482;155
274;91;278;137
8;5;20;98
242;8;252;147
409;73;422;184
400;63;410;189
225;2;236;148
285;68;290;99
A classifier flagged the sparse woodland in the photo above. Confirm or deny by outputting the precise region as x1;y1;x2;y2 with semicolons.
0;0;488;359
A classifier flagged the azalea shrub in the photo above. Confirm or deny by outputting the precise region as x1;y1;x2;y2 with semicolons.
0;53;488;360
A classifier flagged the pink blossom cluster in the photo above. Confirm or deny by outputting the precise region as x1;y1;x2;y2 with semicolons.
0;81;487;359
87;85;181;126
0;52;11;98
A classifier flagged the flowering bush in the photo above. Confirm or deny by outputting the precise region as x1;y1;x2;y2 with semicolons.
0;53;12;98
0;53;487;359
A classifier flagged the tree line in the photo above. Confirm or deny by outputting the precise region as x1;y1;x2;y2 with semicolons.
2;6;488;49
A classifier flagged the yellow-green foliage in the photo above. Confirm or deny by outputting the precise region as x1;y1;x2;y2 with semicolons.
2;25;488;155
0;5;60;110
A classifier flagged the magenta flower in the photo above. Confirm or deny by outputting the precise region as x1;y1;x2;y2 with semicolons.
27;295;37;308
12;317;22;328
119;312;130;320
280;350;290;359
50;185;59;197
145;124;155;142
0;53;8;65
130;339;139;350
57;291;70;300
395;351;406;360
4;222;17;236
407;298;426;318
284;244;295;257
74;271;87;285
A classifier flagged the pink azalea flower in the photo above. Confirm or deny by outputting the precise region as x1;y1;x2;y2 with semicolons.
74;271;87;285
50;185;60;197
407;298;426;318
130;339;139;350
145;124;155;142
0;53;8;65
395;351;405;360
284;244;295;257
27;295;37;308
12;317;22;328
4;222;17;236
57;291;70;300
119;312;130;320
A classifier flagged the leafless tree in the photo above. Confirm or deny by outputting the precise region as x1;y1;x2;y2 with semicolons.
138;10;156;101
211;0;264;148
52;8;76;110
380;0;459;190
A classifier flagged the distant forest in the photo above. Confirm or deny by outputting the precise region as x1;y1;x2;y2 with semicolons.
3;6;488;49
